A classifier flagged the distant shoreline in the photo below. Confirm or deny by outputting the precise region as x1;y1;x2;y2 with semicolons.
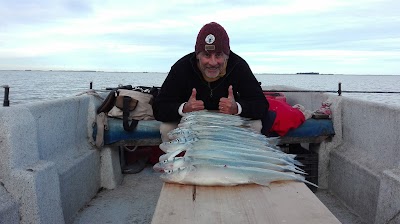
0;69;166;74
0;70;397;76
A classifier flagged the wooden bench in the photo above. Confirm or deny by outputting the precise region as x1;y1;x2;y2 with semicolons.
151;182;340;224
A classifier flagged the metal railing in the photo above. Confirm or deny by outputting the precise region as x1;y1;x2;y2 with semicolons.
263;82;400;96
3;82;400;107
2;85;9;107
2;82;93;107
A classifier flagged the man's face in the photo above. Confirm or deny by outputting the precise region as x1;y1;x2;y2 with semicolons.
197;52;227;79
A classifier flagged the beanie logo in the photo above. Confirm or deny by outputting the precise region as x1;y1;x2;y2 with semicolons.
205;34;215;44
205;45;215;51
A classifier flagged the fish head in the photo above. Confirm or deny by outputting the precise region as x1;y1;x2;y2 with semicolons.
153;157;186;172
159;166;190;183
159;141;192;153
159;137;188;152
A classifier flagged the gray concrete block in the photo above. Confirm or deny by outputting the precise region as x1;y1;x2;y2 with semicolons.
100;146;123;190
28;97;91;161
0;107;40;176
58;150;100;224
341;99;400;171
0;185;19;224
375;169;400;224
8;161;65;224
330;148;380;224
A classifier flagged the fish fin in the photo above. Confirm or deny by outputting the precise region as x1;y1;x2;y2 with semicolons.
251;177;273;187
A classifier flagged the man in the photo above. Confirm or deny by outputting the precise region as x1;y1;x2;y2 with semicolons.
153;22;268;142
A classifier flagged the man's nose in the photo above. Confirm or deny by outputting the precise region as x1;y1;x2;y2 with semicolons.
209;55;217;65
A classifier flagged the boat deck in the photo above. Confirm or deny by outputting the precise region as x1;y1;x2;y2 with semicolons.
73;165;364;224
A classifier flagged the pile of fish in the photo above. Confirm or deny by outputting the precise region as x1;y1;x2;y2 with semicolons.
153;110;317;188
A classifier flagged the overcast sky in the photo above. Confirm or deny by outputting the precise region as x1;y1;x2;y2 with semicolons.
0;0;399;75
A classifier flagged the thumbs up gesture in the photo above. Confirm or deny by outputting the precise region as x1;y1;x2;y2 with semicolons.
219;85;238;114
183;88;205;113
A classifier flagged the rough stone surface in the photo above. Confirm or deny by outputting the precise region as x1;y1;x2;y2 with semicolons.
100;146;123;189
74;166;364;224
0;185;19;224
0;95;102;224
73;165;163;224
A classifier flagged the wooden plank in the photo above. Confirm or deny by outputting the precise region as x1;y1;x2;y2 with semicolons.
109;136;329;147
278;135;331;144
151;181;340;224
109;138;162;147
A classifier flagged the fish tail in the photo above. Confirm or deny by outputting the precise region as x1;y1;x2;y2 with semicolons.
284;165;307;175
302;179;319;188
292;158;304;166
296;174;319;188
294;166;307;174
281;156;304;167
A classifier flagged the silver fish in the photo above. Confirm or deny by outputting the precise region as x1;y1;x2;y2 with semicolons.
160;164;317;187
159;143;294;163
167;126;272;143
182;110;249;121
159;138;282;154
153;156;305;174
159;148;302;167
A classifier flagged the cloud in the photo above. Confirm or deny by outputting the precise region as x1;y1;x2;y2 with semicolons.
0;0;399;74
0;0;94;28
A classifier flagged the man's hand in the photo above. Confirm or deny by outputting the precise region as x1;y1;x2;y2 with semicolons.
219;85;238;114
183;88;205;113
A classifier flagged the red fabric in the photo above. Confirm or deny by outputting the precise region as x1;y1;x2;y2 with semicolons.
263;92;286;102
148;146;165;165
268;98;305;136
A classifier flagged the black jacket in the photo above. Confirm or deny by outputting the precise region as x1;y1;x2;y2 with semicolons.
153;51;268;122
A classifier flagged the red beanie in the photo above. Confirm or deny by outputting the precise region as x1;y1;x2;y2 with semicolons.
195;22;230;56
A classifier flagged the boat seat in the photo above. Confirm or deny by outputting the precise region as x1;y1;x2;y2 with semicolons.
278;118;335;144
93;118;334;146
93;119;162;147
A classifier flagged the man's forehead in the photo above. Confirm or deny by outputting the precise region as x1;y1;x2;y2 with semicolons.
199;51;224;55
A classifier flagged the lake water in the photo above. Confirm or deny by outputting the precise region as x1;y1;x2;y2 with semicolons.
1;70;400;107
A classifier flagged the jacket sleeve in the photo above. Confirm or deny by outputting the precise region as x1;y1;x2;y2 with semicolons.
234;61;268;120
152;67;188;122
